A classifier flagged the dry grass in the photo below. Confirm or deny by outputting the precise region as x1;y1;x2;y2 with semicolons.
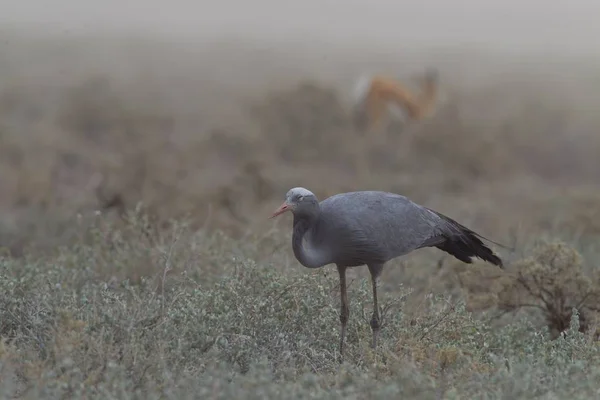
1;216;599;399
1;30;600;398
458;241;600;338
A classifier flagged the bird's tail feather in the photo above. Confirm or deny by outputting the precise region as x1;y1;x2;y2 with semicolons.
422;208;505;267
434;232;503;268
426;207;513;250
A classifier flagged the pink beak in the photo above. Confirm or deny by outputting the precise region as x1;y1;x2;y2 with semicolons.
270;201;291;218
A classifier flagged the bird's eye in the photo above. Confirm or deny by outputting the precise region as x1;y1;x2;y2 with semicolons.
297;195;304;202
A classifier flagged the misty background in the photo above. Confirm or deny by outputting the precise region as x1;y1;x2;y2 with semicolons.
2;0;599;56
1;0;600;253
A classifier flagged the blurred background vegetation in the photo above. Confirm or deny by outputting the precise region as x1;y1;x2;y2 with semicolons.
0;17;599;398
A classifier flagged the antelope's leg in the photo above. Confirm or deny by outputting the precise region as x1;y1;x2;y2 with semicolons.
355;135;372;181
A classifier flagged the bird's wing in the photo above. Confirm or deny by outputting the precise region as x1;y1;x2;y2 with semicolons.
424;207;512;250
341;227;389;265
416;235;447;249
319;215;388;266
323;191;440;260
415;207;505;267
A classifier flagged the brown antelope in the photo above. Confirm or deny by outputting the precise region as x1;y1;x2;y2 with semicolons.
352;68;440;131
350;67;441;176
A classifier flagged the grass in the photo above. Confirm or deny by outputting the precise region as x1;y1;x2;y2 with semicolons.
1;215;599;399
1;30;600;398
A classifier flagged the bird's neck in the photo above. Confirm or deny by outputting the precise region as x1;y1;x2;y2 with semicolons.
292;214;327;269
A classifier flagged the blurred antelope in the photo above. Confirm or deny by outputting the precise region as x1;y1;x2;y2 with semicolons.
351;67;440;135
350;68;441;178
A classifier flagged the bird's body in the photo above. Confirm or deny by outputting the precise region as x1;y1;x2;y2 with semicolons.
271;187;504;357
292;190;501;269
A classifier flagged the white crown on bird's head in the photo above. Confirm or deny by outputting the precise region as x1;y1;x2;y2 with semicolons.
286;187;315;200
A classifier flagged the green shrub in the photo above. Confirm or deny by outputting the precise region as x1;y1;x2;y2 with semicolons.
0;219;599;399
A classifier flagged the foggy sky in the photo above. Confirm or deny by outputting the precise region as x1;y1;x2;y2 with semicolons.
1;0;599;55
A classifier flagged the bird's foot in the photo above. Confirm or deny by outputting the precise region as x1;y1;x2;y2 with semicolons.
338;326;347;363
337;351;345;364
371;330;380;349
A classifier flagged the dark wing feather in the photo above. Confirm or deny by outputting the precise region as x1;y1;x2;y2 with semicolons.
425;207;512;250
419;208;504;268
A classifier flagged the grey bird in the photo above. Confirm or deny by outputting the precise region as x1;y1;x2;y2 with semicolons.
270;187;505;356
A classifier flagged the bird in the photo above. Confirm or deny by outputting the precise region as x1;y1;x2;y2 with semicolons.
270;187;505;356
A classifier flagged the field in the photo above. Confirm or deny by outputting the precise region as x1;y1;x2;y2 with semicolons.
0;30;600;398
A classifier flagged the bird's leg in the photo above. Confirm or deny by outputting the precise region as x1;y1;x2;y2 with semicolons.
367;264;384;349
337;265;349;357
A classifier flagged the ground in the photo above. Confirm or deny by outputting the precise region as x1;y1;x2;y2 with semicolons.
0;31;599;398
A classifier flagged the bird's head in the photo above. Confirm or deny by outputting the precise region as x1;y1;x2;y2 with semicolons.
270;187;318;218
